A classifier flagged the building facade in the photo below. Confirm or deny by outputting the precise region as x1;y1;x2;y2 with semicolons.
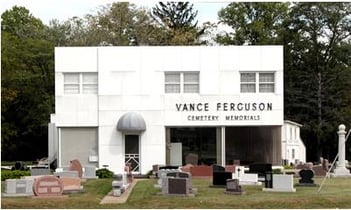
281;120;306;165
49;46;284;174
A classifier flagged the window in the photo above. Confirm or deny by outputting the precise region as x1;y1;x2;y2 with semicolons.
165;72;199;93
165;73;181;93
64;73;80;94
64;73;98;94
292;149;295;159
259;73;275;92
240;73;256;93
82;73;98;94
240;72;275;93
184;72;199;93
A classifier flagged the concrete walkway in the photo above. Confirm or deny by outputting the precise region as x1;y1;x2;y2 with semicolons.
100;179;142;204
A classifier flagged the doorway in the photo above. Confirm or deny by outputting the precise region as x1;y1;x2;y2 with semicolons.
124;135;140;172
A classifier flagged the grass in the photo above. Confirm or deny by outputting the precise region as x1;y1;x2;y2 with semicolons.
2;177;351;209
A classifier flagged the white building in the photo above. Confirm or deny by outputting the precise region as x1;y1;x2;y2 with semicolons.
281;120;306;165
49;46;284;174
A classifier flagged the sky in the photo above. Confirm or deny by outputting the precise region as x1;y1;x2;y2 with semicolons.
0;0;230;25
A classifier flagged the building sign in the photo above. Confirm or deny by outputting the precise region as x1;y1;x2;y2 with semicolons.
175;102;273;122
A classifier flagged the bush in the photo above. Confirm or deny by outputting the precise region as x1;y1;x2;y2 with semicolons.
96;168;114;178
272;168;282;174
284;164;294;170
1;170;31;181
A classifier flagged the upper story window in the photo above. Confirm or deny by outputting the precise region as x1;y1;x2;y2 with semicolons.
240;72;275;93
165;72;199;93
64;73;98;94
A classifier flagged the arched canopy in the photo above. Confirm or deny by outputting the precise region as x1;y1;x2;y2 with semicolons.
117;112;146;133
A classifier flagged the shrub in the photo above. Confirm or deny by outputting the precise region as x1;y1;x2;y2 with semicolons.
284;164;294;170
1;170;31;181
96;168;114;178
272;168;282;174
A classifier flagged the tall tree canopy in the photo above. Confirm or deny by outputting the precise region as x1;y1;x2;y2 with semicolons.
46;2;169;46
152;2;206;45
1;6;54;160
217;2;290;45
286;3;351;160
217;2;351;161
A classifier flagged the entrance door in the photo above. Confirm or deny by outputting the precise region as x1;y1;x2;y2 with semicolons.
124;135;140;172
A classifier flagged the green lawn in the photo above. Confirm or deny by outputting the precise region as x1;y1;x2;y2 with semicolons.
2;177;351;209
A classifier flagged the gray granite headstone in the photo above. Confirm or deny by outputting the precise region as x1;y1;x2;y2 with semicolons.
312;165;326;177
185;153;198;165
161;178;188;195
31;168;51;176
226;179;245;195
168;178;188;195
167;171;191;178
54;171;79;177
322;159;329;171
83;166;98;179
4;179;34;196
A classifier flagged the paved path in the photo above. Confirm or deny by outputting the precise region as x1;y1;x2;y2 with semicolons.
100;179;142;204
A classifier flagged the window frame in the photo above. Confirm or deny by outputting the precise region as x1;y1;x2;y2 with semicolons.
63;73;80;94
63;72;98;94
240;72;275;93
165;71;200;94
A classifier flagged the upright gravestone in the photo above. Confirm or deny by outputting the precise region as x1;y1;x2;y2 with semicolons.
233;160;240;166
31;168;51;176
212;165;232;187
213;164;225;172
33;176;64;196
185;153;198;165
263;174;296;192
225;179;245;195
54;170;79;178
296;169;317;186
83;166;98;179
249;163;272;188
13;161;25;170
312;165;326;177
3;179;34;197
69;159;83;178
168;178;189;195
322;159;329;171
161;177;190;196
60;177;84;193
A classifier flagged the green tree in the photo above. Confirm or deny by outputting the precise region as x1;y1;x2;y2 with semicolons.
1;6;45;39
217;2;351;161
286;2;351;160
86;2;160;46
152;2;206;45
1;6;54;160
217;2;290;45
46;2;163;46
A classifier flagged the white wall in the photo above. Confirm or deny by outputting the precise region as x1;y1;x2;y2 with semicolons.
282;120;306;164
53;46;284;174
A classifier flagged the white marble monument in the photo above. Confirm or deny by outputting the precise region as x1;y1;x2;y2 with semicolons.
332;124;351;177
263;174;296;192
